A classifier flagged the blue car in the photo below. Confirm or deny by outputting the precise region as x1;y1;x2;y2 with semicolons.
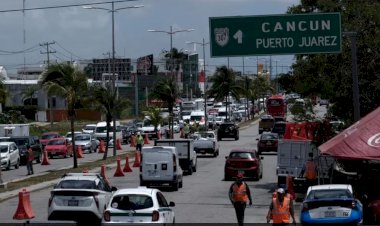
300;184;363;225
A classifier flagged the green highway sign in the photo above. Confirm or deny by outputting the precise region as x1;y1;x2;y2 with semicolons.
209;13;341;57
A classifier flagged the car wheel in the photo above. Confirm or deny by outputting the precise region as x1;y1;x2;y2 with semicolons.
6;161;10;170
172;181;179;191
15;159;20;169
188;165;193;175
224;172;230;181
213;151;217;157
64;152;68;158
179;180;183;188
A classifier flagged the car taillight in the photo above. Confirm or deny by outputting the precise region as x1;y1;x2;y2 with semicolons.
103;210;111;222
94;195;99;209
302;203;308;212
152;210;159;221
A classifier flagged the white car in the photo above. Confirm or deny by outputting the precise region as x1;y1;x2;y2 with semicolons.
193;131;219;157
214;116;225;126
0;141;20;170
48;173;117;224
74;133;98;153
82;124;97;134
65;131;82;142
103;187;175;224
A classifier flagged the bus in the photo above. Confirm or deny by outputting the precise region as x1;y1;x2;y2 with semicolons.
266;95;287;120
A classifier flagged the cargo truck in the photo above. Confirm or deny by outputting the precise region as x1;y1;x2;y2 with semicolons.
154;139;197;175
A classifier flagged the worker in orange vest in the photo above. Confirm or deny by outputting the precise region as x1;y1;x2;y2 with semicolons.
266;188;296;225
228;173;252;226
272;185;294;200
300;152;318;190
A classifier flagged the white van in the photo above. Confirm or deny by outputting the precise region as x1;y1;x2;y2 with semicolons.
93;121;122;142
139;146;183;191
190;110;205;126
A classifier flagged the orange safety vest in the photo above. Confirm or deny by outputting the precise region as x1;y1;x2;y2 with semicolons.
28;148;34;162
232;183;249;202
304;161;317;180
272;197;290;224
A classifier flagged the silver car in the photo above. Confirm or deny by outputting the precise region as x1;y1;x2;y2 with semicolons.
74;133;98;153
0;141;20;170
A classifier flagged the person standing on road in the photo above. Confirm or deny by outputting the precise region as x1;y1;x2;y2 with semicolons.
228;173;252;226
266;188;296;225
300;152;318;190
136;132;144;152
26;144;34;175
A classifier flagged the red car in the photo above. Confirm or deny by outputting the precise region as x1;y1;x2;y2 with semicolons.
256;132;279;155
45;138;73;158
40;132;61;147
224;149;263;181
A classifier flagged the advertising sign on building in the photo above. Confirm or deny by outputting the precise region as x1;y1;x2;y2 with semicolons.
137;54;153;75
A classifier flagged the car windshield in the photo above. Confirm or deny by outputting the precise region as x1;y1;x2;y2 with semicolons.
56;180;96;189
84;125;96;130
261;118;274;123
197;132;214;138
111;194;153;210
48;139;65;145
10;138;29;146
42;134;58;139
190;116;203;121
261;134;278;140
307;189;353;200
0;145;8;153
220;124;234;129
229;152;253;159
182;112;191;116
75;135;90;141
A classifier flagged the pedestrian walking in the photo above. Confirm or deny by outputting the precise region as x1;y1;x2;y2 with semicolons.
26;145;34;175
136;132;144;152
266;188;296;225
228;173;252;226
183;123;190;139
300;152;318;190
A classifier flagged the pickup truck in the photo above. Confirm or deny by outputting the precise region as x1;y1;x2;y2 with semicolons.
193;131;219;157
8;136;43;165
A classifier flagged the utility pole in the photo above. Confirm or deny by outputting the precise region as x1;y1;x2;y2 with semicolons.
40;41;56;128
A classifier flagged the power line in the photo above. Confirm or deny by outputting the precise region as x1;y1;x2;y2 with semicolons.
54;41;85;60
0;0;139;13
0;45;41;55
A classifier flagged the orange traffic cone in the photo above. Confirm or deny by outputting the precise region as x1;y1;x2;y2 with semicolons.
157;131;161;140
76;146;84;158
286;176;296;200
133;151;141;167
100;164;110;185
130;135;136;147
144;133;150;144
114;157;125;177
98;140;105;153
13;188;35;220
41;149;50;165
123;156;133;172
116;138;122;150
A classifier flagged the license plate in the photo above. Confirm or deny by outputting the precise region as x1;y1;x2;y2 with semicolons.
266;142;272;145
324;211;336;217
68;200;78;206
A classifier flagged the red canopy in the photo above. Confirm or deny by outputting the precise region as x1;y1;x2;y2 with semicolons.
319;107;380;160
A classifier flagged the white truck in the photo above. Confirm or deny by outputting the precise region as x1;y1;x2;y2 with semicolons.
0;124;30;137
154;139;197;175
276;139;318;196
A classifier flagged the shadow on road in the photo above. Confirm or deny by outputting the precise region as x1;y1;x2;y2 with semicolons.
253;182;278;193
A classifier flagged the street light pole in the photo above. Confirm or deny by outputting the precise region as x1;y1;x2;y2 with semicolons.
83;2;144;156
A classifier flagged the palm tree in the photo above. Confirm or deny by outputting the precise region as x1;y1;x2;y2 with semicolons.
22;85;38;106
142;107;164;134
252;76;274;111
40;62;89;168
89;83;131;159
149;78;178;138
208;66;245;120
162;47;187;80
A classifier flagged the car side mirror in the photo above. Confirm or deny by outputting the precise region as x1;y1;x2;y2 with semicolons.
111;186;118;192
169;201;175;207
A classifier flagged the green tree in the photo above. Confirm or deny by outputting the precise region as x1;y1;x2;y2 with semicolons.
89;83;131;159
251;75;274;111
22;85;38;106
149;78;178;138
162;47;188;79
288;1;380;125
208;66;245;120
142;107;164;133
40;62;88;168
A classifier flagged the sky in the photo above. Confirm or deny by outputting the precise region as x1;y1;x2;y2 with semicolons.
0;0;300;76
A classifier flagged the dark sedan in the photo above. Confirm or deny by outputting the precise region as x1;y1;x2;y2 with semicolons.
256;132;279;155
217;122;239;141
224;149;263;181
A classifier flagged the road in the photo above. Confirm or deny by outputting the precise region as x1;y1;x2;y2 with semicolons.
0;120;302;224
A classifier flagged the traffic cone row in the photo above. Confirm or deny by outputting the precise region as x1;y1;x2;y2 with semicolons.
133;151;141;167
98;140;105;153
13;188;35;220
130;135;136;147
144;133;150;145
116;138;122;150
123;156;133;172
76;146;84;158
114;157;124;177
41;149;50;165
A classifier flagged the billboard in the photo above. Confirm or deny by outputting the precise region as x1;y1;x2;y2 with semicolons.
137;54;153;75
